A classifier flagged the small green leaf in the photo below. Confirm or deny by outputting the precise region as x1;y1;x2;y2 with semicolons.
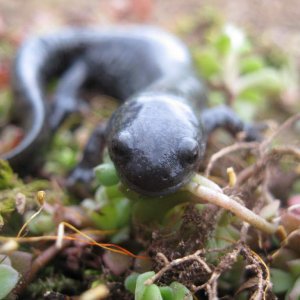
105;185;123;199
170;282;193;300
91;205;118;230
91;197;130;230
125;273;139;293
94;186;109;206
0;264;19;300
0;199;15;214
56;147;77;168
94;163;119;186
193;49;221;79
95;185;124;206
288;277;300;300
135;271;155;300
114;197;131;228
214;34;231;55
159;286;173;300
287;259;300;278
25;211;55;234
270;268;294;294
237;89;263;104
142;284;163;300
0;160;16;189
240;56;265;74
237;68;283;94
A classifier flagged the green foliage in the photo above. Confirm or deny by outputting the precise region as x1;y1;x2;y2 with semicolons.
270;249;300;297
213;33;231;55
0;160;48;227
142;284;163;300
94;163;119;186
0;198;15;214
0;160;18;190
240;56;264;74
83;160;132;231
0;264;19;300
287;259;300;278
288;277;300;300
270;268;294;294
25;211;55;234
26;269;81;298
125;272;139;293
91;194;131;230
90;159;188;231
44;130;79;174
125;271;193;300
158;286;173;300
134;272;156;300
193;49;220;78
168;282;193;300
192;22;293;121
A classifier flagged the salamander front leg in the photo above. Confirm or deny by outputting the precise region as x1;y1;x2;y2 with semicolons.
67;123;107;194
49;60;89;131
200;105;260;141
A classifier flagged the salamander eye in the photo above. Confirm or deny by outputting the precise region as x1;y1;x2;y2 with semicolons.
111;132;131;158
178;138;199;165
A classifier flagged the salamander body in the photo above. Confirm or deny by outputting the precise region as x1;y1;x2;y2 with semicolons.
3;27;253;196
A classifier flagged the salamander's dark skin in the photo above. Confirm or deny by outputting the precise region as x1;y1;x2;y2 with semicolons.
3;27;256;196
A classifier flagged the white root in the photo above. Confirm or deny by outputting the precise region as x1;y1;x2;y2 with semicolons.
185;174;278;234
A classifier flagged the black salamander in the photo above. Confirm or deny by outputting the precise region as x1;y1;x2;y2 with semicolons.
3;27;256;196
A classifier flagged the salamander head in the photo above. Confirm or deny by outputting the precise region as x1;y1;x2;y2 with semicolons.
107;94;206;196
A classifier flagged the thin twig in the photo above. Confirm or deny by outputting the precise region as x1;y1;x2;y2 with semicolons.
268;145;300;161
260;113;300;152
236;114;300;188
144;250;211;286
241;246;271;300
156;252;169;266
236;145;300;188
194;243;243;299
205;142;259;177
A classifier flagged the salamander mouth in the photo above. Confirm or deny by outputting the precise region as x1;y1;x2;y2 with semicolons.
120;173;193;197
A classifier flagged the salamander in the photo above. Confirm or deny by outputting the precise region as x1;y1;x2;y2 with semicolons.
2;26;256;196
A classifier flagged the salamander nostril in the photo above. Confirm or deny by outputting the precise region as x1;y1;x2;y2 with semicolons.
111;139;128;156
162;174;169;181
111;131;132;159
160;170;171;182
178;138;199;166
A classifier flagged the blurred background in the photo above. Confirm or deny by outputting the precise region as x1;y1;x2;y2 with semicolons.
0;0;300;56
1;0;300;166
